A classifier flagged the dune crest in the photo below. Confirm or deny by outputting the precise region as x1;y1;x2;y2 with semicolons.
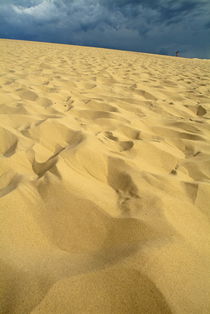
0;39;210;314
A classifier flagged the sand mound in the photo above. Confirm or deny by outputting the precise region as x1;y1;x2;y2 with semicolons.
0;39;210;314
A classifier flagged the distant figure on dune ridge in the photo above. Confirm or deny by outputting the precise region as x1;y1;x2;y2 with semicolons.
176;50;180;57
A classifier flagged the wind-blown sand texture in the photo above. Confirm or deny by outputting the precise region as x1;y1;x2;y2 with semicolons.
0;39;210;314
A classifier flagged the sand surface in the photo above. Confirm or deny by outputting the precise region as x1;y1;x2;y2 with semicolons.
0;39;210;314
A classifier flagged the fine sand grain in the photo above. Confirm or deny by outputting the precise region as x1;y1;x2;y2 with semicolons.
0;39;210;314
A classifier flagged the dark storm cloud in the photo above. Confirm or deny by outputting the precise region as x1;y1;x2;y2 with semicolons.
159;1;205;25
0;0;209;58
100;0;207;24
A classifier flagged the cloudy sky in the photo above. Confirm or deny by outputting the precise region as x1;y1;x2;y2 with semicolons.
0;0;210;58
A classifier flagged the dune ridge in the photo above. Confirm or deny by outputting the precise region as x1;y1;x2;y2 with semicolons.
0;39;210;314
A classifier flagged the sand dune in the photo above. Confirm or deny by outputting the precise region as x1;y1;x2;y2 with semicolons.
0;39;210;314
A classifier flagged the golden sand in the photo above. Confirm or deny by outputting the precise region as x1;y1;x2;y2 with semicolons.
0;39;210;314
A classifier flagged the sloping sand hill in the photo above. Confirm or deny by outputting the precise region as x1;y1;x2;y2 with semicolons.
0;39;210;314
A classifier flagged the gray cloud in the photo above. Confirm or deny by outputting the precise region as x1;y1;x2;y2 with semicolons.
0;0;209;58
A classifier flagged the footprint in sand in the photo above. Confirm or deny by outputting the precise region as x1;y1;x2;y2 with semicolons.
0;127;18;157
17;88;38;101
197;105;207;116
97;130;134;152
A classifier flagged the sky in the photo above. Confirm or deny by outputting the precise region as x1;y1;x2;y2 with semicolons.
0;0;210;58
